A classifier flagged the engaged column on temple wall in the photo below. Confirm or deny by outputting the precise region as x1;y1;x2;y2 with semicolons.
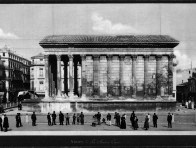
144;55;150;98
44;54;49;98
57;54;62;97
107;55;112;96
68;55;74;97
81;55;87;98
132;55;137;98
123;56;132;97
99;55;107;97
86;55;93;96
168;54;175;96
93;55;100;96
156;55;162;96
119;55;125;96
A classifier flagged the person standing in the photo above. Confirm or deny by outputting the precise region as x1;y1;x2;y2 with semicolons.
153;113;158;128
133;116;139;130
130;111;135;128
31;112;37;126
52;111;56;125
144;115;149;130
117;113;121;127
15;113;19;128
72;113;76;125
47;113;51;126
80;112;84;125
0;116;3;131
97;112;101;125
120;114;126;129
65;113;70;125
59;111;64;125
26;113;29;124
167;113;172;128
18;113;22;127
77;113;80;125
3;114;9;132
106;113;112;126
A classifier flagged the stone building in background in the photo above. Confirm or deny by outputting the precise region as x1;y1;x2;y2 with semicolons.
39;35;179;101
0;45;31;103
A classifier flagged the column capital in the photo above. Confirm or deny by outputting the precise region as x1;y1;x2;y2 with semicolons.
168;54;175;60
56;54;61;61
119;55;125;61
68;55;73;60
93;55;99;60
81;55;86;61
156;55;162;61
144;55;150;61
44;55;49;60
131;55;137;61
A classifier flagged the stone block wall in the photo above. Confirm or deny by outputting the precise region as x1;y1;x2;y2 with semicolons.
86;56;93;96
136;56;144;97
99;56;107;97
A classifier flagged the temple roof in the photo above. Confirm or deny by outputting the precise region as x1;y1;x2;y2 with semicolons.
40;35;178;43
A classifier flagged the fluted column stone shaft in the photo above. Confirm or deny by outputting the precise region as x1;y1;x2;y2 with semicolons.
69;55;74;97
81;55;87;98
132;55;137;98
44;55;49;98
57;55;62;97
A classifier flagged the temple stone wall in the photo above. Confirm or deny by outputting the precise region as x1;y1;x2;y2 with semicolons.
123;56;132;96
99;56;107;97
86;56;93;96
136;56;144;97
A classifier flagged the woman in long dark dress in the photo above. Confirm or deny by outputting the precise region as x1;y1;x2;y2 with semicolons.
133;116;139;130
144;115;149;130
3;114;9;132
120;114;126;129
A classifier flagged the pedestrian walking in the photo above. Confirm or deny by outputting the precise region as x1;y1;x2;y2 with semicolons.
130;111;135;127
65;113;70;125
59;111;64;125
106;113;112;126
0;116;3;131
31;112;37;126
80;112;84;125
167;113;172;128
172;113;174;123
26;113;29;124
153;113;158;128
120;114;126;129
47;113;52;126
133;116;139;130
52;111;56;125
148;113;151;123
144;115;149;130
72;113;76;125
3;114;9;132
77;113;80;125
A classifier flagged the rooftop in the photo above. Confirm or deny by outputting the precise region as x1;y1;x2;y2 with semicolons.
31;53;44;59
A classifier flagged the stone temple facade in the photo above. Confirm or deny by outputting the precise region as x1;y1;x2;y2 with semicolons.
39;35;179;101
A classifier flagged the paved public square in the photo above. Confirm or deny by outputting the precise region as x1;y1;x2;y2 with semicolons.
1;105;196;132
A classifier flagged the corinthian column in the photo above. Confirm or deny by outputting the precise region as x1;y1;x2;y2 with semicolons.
44;55;49;98
168;54;175;96
57;55;62;97
68;55;74;97
132;55;137;98
81;55;86;98
93;55;100;96
144;55;149;98
119;55;125;96
107;55;112;96
156;55;162;96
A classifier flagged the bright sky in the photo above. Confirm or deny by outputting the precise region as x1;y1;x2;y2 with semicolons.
0;4;195;70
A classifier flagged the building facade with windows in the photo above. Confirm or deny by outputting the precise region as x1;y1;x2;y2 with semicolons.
0;45;31;103
39;35;179;101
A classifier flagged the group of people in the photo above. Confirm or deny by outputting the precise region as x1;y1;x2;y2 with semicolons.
46;111;84;126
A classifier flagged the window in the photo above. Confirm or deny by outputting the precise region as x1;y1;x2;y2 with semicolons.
39;68;43;77
3;53;5;56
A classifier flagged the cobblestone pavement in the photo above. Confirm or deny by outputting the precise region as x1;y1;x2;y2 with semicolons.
0;105;196;132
